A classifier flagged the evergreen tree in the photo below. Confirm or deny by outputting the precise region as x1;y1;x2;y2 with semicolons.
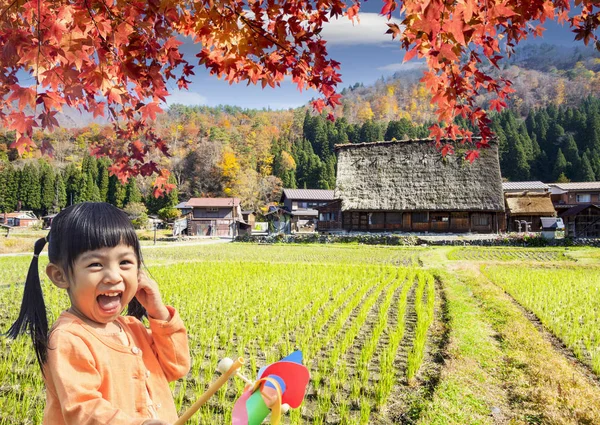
39;161;56;215
359;120;378;143
20;164;41;212
312;117;329;158
1;164;18;212
97;159;110;202
108;175;127;208
85;173;101;202
385;119;413;140
64;163;83;205
125;178;142;205
553;149;568;181
54;172;67;212
562;134;581;179
346;124;360;143
0;162;7;213
531;149;550;182
81;154;99;183
580;153;596;181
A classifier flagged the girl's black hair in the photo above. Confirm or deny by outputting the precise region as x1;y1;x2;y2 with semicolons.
6;202;146;370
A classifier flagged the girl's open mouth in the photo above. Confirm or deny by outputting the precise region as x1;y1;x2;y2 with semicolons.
97;292;122;314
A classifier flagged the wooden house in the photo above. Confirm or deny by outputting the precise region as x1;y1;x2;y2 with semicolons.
548;182;600;215
325;138;505;233
280;189;335;210
177;197;242;237
1;211;39;227
280;189;334;233
504;192;556;232
560;204;600;238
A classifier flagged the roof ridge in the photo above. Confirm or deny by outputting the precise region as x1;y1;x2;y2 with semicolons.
334;136;491;151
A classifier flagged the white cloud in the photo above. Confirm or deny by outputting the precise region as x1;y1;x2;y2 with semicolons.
377;61;427;72
163;89;208;106
321;13;403;46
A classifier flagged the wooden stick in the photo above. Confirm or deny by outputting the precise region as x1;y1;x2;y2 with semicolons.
174;357;245;425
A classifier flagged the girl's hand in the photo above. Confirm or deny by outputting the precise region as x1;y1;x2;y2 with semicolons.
135;270;170;321
142;420;171;425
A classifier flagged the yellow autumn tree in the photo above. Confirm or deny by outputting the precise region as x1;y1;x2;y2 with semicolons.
218;147;240;196
357;101;374;122
281;151;296;172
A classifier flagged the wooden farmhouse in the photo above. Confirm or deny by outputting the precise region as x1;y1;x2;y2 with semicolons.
319;138;505;233
280;189;334;233
501;182;555;232
1;211;39;227
176;197;243;237
503;192;556;232
560;204;600;238
547;182;600;237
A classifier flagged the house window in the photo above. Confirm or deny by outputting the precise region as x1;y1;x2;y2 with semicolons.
386;212;402;224
371;212;385;225
412;212;428;223
472;213;490;226
576;194;591;203
431;213;449;222
207;207;219;212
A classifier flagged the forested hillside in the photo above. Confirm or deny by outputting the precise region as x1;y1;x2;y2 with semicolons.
1;44;600;215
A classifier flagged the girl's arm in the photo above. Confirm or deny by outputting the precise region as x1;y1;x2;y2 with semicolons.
136;271;191;381
147;306;191;382
45;330;149;425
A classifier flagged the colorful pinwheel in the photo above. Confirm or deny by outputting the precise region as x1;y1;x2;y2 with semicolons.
174;351;309;425
232;351;310;425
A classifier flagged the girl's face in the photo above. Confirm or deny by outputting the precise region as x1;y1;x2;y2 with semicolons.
60;244;139;327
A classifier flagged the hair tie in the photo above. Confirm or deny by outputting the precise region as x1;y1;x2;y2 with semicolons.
33;254;39;258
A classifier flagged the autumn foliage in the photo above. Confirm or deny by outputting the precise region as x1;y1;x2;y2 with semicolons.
1;0;600;191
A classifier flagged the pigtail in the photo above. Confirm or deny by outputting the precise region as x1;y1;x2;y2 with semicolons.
6;237;49;370
127;296;147;320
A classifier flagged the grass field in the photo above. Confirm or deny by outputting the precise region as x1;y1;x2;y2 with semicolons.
1;244;600;424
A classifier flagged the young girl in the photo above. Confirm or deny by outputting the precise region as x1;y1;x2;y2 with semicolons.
7;202;191;425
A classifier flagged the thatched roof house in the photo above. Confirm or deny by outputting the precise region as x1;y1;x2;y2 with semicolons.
504;192;556;232
327;138;505;233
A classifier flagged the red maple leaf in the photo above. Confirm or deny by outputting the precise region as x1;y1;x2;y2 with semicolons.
139;102;163;122
465;150;480;163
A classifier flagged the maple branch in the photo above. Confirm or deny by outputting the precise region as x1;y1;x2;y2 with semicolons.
225;6;295;55
35;0;40;110
83;0;109;50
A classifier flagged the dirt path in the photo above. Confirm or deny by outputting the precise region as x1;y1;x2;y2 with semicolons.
424;257;600;424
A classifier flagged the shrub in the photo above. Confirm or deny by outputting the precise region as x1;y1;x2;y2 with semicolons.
158;207;181;222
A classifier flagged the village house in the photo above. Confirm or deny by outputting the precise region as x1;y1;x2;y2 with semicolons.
560;204;600;238
280;188;334;233
548;182;600;212
502;182;556;232
547;182;600;237
318;138;505;233
503;192;556;232
1;211;39;228
176;197;243;237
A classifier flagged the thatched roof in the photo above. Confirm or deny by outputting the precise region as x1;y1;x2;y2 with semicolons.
334;138;504;212
505;192;556;216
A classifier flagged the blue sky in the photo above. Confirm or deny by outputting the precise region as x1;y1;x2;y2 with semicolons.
166;2;580;111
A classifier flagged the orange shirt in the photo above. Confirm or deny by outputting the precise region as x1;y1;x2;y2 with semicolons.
43;306;190;425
